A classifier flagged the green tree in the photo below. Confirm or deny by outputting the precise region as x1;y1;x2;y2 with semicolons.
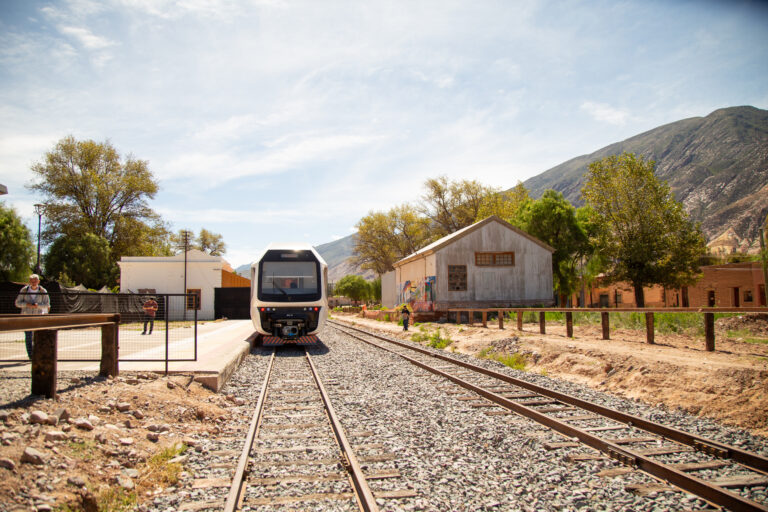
369;277;382;302
44;233;117;289
475;182;531;224
0;203;34;281
353;204;431;275
516;190;590;303
333;274;370;302
581;152;706;307
420;176;497;237
196;228;226;255
29;135;170;257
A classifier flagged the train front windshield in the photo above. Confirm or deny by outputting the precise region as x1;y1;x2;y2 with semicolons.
258;250;321;301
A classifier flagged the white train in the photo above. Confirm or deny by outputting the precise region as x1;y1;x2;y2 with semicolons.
250;243;328;345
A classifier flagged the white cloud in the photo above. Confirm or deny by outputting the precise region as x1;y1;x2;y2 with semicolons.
59;26;115;50
580;101;630;125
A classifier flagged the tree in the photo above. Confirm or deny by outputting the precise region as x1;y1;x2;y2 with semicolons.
475;181;531;224
44;233;117;289
369;277;382;302
29;135;170;257
353;204;431;275
420;176;497;237
581;152;706;306
0;203;34;281
197;229;226;255
333;274;370;302
516;190;591;303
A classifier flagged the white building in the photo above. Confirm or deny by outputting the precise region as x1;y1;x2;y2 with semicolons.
118;250;248;320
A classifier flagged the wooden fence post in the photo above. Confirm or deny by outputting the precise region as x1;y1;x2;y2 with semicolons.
498;311;504;329
566;312;573;338
645;312;655;344
100;320;119;377
455;311;461;325
517;311;523;331
31;330;57;399
539;312;546;334
482;311;487;328
601;312;610;340
704;312;715;351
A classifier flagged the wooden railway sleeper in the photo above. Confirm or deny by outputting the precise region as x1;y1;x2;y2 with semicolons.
694;440;730;458
606;446;639;467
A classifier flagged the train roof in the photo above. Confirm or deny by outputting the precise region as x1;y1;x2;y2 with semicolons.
250;243;327;268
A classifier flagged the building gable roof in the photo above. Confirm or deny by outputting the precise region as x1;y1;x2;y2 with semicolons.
393;215;554;267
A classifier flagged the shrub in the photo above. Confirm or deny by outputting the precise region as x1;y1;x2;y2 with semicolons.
478;347;527;371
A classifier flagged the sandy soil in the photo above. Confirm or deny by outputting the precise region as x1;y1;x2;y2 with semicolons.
332;312;768;438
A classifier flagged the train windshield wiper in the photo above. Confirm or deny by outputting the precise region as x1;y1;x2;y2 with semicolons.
272;282;288;295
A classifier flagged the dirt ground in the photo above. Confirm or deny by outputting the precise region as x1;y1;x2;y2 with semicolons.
332;311;768;439
0;373;229;510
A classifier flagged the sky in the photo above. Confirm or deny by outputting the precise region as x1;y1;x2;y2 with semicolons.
1;0;767;269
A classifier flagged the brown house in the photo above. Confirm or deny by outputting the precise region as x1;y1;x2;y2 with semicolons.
574;262;766;308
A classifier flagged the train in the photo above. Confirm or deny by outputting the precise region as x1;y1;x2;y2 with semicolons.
250;243;328;345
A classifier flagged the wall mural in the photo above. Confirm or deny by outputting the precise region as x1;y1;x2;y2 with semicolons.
399;276;436;311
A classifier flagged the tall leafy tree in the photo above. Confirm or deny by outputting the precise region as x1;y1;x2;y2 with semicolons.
420;176;496;237
581;152;706;306
0;203;34;281
353;204;430;275
516;190;590;303
333;274;370;302
29;135;170;257
44;233;116;289
197;228;227;255
475;181;531;224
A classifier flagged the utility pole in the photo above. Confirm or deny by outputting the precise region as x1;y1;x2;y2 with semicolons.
182;230;191;321
33;204;45;276
760;214;768;306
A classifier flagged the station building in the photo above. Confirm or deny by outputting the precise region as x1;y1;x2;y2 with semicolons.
381;216;555;312
118;250;250;320
573;261;767;308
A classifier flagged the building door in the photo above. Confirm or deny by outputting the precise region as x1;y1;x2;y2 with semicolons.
733;287;740;307
760;285;766;306
707;290;716;307
682;287;689;307
599;293;610;307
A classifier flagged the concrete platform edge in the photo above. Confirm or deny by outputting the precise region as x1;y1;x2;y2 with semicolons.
193;337;254;392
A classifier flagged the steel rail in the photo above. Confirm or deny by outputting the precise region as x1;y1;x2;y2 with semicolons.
330;321;768;512
331;320;768;472
224;350;276;512
305;349;380;512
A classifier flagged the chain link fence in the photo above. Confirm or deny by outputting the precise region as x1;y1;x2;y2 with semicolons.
0;291;197;363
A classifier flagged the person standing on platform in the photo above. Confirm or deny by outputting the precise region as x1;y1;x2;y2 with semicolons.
15;274;50;359
141;297;158;335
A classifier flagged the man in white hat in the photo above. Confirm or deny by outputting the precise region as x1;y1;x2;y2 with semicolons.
15;274;50;359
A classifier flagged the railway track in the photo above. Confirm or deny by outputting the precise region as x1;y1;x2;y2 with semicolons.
329;319;768;512
223;345;412;511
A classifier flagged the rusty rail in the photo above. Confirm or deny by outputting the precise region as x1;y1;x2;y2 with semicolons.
331;320;768;511
224;350;275;512
446;306;768;351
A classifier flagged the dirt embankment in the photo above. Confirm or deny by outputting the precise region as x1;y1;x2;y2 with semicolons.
332;312;768;438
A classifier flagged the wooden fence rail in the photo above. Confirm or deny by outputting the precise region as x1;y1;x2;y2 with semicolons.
0;313;120;399
446;307;768;352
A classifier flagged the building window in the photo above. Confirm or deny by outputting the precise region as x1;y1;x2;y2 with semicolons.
447;265;467;291
744;289;753;303
475;252;515;266
186;289;201;310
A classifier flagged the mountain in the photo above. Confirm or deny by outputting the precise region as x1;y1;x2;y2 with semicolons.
522;106;768;248
315;236;376;284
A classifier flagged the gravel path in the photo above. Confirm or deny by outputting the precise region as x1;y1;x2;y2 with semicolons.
8;320;759;511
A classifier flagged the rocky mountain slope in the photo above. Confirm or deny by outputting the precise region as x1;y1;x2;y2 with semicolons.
523;106;768;247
